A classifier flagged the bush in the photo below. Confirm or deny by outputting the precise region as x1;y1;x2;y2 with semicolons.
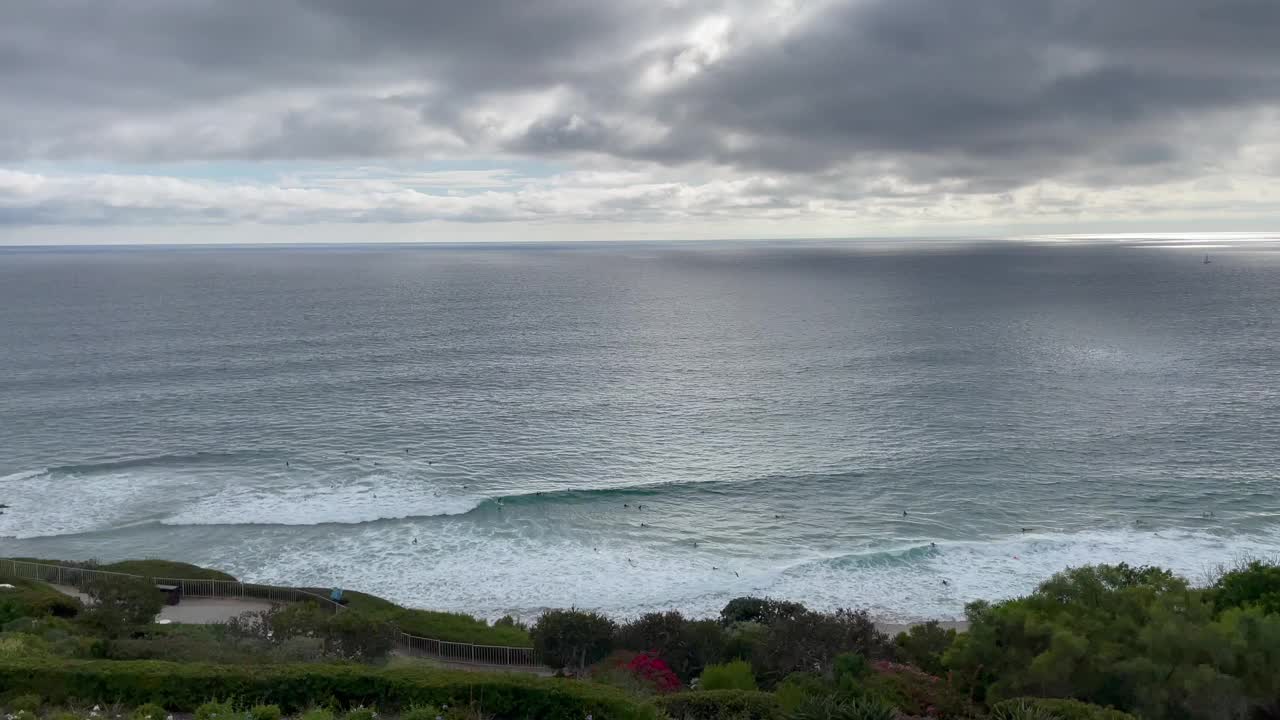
787;695;895;720
699;660;757;691
299;710;336;720
8;693;43;713
248;705;282;720
531;608;616;672
855;661;973;719
0;658;658;719
992;699;1137;720
344;707;376;720
656;690;781;720
0;580;82;623
195;701;238;720
775;673;827;714
893;622;956;677
131;703;169;720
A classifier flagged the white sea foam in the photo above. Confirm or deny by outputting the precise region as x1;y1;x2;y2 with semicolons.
229;523;1280;624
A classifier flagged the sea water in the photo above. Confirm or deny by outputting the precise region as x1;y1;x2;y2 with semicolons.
1;238;1278;622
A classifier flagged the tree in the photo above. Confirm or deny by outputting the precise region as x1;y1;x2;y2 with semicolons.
531;608;615;673
752;608;895;685
894;621;957;676
615;611;726;682
1211;560;1280;616
77;575;164;637
720;596;807;626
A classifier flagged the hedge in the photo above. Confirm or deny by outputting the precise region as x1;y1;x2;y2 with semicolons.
992;698;1138;720
656;690;782;720
0;659;658;720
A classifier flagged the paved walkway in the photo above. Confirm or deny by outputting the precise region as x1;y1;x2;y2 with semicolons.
52;584;276;624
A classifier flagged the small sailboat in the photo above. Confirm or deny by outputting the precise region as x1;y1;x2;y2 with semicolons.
1203;254;1211;264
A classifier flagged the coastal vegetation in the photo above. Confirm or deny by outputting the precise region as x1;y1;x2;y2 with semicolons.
2;557;1279;720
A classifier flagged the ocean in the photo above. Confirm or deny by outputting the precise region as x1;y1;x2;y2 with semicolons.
1;238;1278;624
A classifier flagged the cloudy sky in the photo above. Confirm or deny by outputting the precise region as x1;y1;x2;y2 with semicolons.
2;0;1279;243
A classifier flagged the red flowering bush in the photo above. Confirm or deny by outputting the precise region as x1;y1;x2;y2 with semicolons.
626;651;682;694
590;650;682;695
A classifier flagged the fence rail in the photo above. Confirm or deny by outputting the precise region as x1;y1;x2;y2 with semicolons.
0;559;542;668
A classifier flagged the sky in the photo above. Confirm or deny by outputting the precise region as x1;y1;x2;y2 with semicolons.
2;0;1279;244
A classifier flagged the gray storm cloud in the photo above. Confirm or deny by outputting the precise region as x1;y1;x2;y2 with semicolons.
1;0;1279;231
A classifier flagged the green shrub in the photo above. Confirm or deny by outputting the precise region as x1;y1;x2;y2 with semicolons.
698;660;757;691
0;580;82;623
131;703;169;720
655;690;781;720
774;673;826;714
532;608;616;672
787;695;894;720
195;701;238;720
893;622;956;676
11;711;38;720
855;662;973;719
992;698;1137;720
248;705;282;720
344;706;376;720
299;709;336;720
0;658;658;719
50;712;83;720
8;693;43;713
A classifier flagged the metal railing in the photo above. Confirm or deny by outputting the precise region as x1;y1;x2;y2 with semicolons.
0;559;542;668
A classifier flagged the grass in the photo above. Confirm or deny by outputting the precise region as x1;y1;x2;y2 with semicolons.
302;588;533;647
4;556;531;648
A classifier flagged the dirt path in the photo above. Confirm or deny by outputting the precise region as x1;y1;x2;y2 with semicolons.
52;584;276;624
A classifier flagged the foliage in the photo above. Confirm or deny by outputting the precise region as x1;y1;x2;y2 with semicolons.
222;605;394;662
615;612;725;682
893;622;956;677
532;608;616;672
248;705;283;720
301;588;531;648
8;694;43;713
774;673;827;714
699;660;757;691
131;703;169;720
992;698;1137;720
195;701;238;720
752;608;894;686
856;661;973;719
990;699;1061;720
625;652;682;694
345;707;377;720
655;690;782;720
720;598;807;627
0;658;659;719
943;563;1280;720
787;695;895;720
77;575;164;637
299;709;336;720
0;579;82;623
1210;560;1280;616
